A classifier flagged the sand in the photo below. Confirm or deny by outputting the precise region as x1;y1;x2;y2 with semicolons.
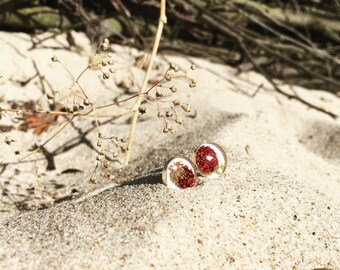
0;31;339;269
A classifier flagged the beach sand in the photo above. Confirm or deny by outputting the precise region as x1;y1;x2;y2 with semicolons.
0;31;339;269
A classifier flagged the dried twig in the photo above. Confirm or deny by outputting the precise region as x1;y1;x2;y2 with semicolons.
124;0;167;165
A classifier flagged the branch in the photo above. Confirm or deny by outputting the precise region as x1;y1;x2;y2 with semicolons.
237;39;338;119
124;0;167;165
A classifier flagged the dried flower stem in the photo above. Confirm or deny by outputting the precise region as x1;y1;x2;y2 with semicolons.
124;0;167;165
0;108;133;118
55;60;89;100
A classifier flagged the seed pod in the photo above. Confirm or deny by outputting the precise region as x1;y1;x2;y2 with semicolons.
172;99;180;106
166;123;173;130
120;146;128;153
90;176;97;184
189;79;197;88
138;105;147;114
103;72;110;80
16;110;23;117
67;106;74;113
102;43;109;50
170;86;177;93
158;112;165;118
181;104;191;112
165;73;171;81
165;111;173;118
4;137;14;145
51;55;58;62
103;161;111;169
176;117;184;125
156;90;163;98
102;39;109;50
47;93;54;99
60;105;67;112
73;105;80;112
83;99;91;106
96;154;105;161
169;63;179;72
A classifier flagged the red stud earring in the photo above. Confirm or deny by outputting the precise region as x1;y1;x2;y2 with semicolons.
193;142;227;178
162;157;197;189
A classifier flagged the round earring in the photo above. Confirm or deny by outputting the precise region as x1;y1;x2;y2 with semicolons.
162;156;197;189
193;142;227;178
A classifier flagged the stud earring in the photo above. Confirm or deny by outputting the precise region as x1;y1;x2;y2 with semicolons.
162;156;197;189
193;142;227;178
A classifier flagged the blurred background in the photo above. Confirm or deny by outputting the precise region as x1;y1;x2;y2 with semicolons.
0;0;339;93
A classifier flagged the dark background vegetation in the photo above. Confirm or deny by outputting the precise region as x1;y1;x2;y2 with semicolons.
1;0;339;104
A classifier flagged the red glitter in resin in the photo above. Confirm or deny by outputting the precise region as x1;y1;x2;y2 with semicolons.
169;163;196;189
195;145;218;174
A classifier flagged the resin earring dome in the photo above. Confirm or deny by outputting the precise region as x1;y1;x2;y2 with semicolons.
162;157;197;189
194;142;227;178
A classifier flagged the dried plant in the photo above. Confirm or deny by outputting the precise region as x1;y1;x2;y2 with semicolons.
0;0;199;191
